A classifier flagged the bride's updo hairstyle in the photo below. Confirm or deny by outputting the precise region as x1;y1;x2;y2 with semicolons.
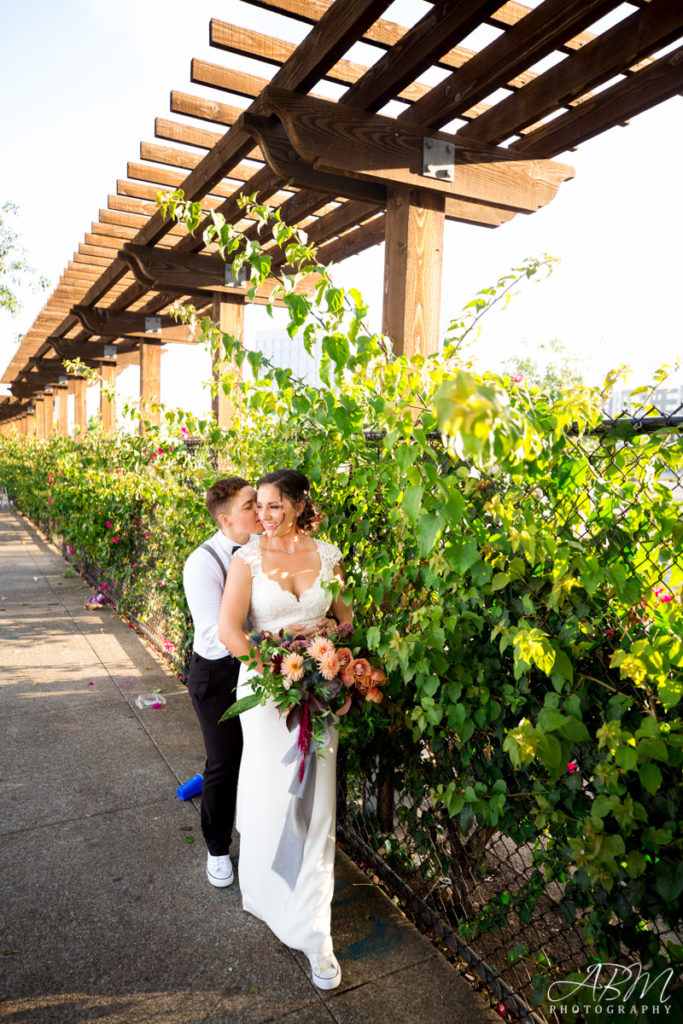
257;469;322;533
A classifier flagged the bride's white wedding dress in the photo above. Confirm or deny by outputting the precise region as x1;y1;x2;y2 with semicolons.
234;536;342;955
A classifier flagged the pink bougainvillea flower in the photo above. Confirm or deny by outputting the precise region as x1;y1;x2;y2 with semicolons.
112;537;119;543
319;650;340;681
105;521;111;528
145;532;150;538
512;372;524;383
307;636;334;660
282;652;305;683
47;497;52;504
567;761;578;774
152;701;162;709
88;681;94;686
180;426;189;437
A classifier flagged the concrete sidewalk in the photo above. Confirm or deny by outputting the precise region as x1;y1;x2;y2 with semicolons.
0;508;499;1024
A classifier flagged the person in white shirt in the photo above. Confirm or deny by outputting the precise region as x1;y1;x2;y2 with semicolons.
183;476;261;888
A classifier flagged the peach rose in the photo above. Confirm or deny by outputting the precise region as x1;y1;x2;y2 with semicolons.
370;668;387;687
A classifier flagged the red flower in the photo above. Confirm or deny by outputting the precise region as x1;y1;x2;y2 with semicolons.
512;373;524;384
567;761;578;774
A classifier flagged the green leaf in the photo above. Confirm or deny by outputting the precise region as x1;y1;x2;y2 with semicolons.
416;512;445;556
639;761;663;795
402;485;423;523
491;572;509;591
219;692;261;721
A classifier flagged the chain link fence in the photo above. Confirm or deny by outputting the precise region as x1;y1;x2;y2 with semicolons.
337;412;683;1023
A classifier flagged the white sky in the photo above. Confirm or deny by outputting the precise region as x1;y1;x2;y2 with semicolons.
1;0;681;418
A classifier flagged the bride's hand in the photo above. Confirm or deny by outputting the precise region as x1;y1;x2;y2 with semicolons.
288;618;337;639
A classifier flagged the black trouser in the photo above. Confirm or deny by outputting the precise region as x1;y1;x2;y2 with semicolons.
186;651;243;856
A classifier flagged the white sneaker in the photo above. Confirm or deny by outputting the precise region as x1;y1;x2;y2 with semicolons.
306;951;341;990
206;853;234;888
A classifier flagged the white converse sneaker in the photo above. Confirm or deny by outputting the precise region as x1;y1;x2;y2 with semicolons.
306;951;341;990
206;853;234;888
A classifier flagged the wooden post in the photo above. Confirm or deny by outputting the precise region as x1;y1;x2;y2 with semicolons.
212;293;245;429
42;393;55;439
139;340;162;435
100;362;116;434
57;389;69;436
25;409;36;437
382;187;445;358
73;378;88;436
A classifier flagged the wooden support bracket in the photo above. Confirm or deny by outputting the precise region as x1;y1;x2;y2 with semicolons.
258;87;574;214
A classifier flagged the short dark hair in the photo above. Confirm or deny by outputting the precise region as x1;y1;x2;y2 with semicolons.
206;477;251;523
256;469;321;533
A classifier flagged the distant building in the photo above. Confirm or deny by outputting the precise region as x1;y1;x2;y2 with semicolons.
604;386;683;418
251;329;322;387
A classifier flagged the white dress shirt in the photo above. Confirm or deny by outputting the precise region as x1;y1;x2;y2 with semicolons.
183;530;255;660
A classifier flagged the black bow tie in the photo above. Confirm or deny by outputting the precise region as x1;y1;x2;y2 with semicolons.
231;544;242;554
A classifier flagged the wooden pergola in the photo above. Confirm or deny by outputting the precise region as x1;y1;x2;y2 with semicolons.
2;0;682;437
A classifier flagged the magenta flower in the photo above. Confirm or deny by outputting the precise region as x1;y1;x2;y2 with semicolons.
512;372;524;384
112;537;119;543
105;521;111;528
567;761;578;774
47;497;52;504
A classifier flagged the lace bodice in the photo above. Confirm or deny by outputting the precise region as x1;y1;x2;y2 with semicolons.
236;537;343;633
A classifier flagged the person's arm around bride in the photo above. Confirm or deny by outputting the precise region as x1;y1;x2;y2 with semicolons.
218;555;264;674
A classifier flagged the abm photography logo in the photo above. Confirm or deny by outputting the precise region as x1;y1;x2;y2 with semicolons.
548;960;676;1020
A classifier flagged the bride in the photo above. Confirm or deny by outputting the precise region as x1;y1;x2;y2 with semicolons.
218;469;352;990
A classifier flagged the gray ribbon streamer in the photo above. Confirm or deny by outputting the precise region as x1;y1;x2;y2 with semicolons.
271;722;330;890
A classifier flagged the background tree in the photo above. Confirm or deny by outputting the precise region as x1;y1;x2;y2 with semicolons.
501;337;584;398
0;201;49;327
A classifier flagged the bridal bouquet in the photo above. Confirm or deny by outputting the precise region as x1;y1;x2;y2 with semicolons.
220;622;387;774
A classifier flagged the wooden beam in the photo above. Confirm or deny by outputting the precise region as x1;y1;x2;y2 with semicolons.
316;213;386;265
208;19;430;104
511;43;683;159
212;294;245;429
50;338;137;361
402;0;618;129
258;89;574;213
99;362;116;434
241;114;388;204
73;378;87;435
71;306;200;343
139;340;162;435
139;142;265;184
382;188;445;357
42;393;55;439
57;389;69;436
457;0;683;146
155;117;224;151
170;90;244;128
336;0;502;114
117;242;323;307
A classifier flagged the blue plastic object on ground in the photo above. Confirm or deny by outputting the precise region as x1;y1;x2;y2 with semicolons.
177;773;203;800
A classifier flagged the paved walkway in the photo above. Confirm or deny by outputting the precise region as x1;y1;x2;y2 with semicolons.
0;508;499;1024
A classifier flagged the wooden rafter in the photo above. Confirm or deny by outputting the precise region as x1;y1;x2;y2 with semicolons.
4;0;682;408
